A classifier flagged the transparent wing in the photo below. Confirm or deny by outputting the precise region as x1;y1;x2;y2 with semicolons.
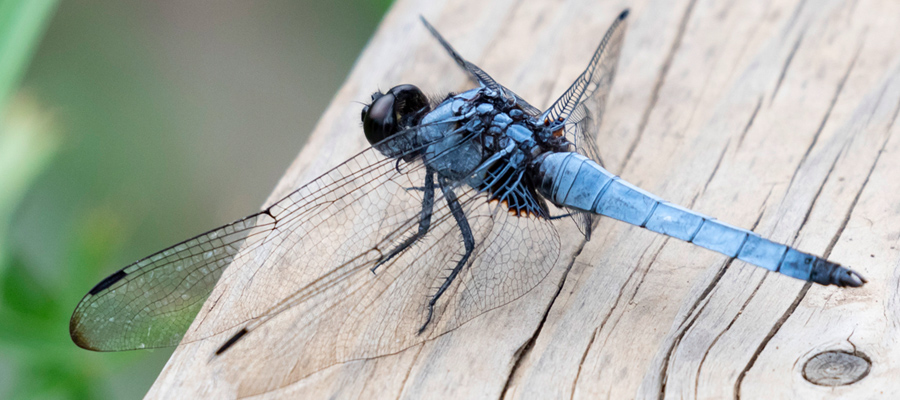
183;134;560;395
69;212;275;351
544;10;629;238
72;124;561;395
421;16;542;116
542;9;628;131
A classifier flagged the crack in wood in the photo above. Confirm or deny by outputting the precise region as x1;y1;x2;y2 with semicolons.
695;155;841;396
733;121;891;399
620;0;698;172
737;97;763;150
393;344;424;400
732;280;811;400
567;243;661;399
498;238;590;399
889;93;900;131
781;0;808;38
792;145;846;242
498;327;541;399
658;208;767;399
628;240;669;305
784;42;861;193
701;139;732;195
864;85;888;128
694;274;768;399
658;278;715;400
826;130;890;256
569;329;599;400
771;31;805;102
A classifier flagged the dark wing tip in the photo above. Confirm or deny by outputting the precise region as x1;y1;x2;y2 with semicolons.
69;316;99;351
70;335;99;351
618;9;630;20
70;268;128;351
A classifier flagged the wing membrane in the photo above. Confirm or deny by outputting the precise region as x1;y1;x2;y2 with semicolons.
421;17;542;116
543;10;629;238
70;212;275;350
542;10;628;129
73;123;561;395
193;174;559;396
178;132;560;395
70;12;633;392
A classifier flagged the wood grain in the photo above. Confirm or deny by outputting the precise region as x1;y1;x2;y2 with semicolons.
147;0;900;398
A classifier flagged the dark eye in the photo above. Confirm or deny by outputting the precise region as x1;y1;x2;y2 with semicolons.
361;84;429;145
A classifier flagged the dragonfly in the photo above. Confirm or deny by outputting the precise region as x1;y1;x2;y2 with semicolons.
70;9;864;392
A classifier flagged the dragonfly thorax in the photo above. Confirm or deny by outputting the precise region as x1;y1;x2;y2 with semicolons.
419;87;554;217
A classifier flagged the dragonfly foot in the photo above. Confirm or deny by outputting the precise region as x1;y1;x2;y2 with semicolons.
418;305;434;335
370;259;385;275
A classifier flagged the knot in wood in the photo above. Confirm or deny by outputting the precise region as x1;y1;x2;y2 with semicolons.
802;350;871;386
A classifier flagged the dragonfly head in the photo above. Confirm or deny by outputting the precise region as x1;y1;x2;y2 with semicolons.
362;84;430;145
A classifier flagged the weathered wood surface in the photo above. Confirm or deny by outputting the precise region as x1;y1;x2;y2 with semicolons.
147;0;900;398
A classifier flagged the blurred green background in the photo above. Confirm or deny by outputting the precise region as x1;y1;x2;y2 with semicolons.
0;0;392;398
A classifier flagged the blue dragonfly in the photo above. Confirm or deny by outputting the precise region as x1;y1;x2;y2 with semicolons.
70;9;863;392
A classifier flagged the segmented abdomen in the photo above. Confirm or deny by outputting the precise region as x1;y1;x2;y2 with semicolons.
533;152;864;287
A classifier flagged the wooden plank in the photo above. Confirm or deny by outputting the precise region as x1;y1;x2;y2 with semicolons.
147;0;900;398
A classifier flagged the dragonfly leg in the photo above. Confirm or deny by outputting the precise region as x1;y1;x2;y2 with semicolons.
548;213;575;220
547;211;593;241
372;168;436;273
419;179;475;334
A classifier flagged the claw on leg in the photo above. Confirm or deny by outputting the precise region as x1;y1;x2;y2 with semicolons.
417;179;474;334
371;168;436;275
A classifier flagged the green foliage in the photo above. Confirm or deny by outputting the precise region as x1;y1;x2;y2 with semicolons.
1;0;394;399
1;206;165;400
0;0;57;111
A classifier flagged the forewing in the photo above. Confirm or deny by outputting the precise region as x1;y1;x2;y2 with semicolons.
179;141;560;396
70;212;275;351
420;17;542;116
67;128;428;352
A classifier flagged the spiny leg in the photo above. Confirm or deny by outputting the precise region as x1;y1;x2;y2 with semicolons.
372;167;436;273
419;179;475;334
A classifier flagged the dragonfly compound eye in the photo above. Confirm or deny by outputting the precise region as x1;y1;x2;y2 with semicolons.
362;84;429;145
